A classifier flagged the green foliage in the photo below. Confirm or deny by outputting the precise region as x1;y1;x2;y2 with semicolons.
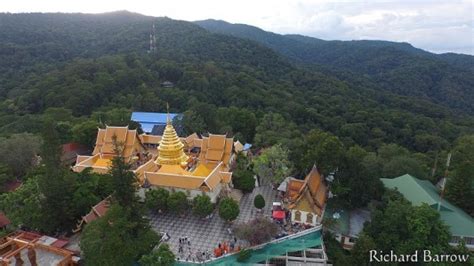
218;197;240;222
81;204;160;266
168;191;188;214
446;162;474;216
362;143;429;180
445;135;474;216
363;190;451;258
253;194;265;210
299;129;345;175
0;133;41;177
254;113;300;148
232;153;255;193
145;188;170;212
0;164;13;193
0;176;43;230
323;232;351;265
253;144;292;185
192;194;214;218
198;20;474;115
333;146;384;209
72;120;100;149
237;248;252;262
350;233;376;266
139;244;176;266
109;137;138;207
36;122;77;233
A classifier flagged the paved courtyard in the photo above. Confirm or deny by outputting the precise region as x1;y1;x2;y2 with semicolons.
149;185;278;261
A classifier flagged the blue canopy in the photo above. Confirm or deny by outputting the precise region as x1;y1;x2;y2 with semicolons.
131;112;180;133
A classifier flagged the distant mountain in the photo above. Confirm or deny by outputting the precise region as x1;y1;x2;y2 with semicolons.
0;12;473;153
195;19;474;114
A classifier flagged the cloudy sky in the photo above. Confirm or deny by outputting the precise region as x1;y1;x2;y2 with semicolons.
2;0;473;54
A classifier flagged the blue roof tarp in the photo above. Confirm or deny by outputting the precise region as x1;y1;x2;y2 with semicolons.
131;112;180;133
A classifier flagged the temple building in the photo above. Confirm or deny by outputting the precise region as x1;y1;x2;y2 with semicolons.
285;166;328;226
140;118;234;203
73;115;234;203
72;126;150;174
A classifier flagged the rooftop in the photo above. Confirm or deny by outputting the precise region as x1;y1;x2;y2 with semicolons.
131;112;180;133
381;174;474;237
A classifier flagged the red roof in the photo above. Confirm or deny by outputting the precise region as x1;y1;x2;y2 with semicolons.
0;212;10;227
83;197;111;224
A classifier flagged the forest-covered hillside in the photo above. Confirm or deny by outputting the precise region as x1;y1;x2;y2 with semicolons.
0;11;473;170
195;19;474;115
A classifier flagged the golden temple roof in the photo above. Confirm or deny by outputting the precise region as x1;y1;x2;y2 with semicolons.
155;114;189;166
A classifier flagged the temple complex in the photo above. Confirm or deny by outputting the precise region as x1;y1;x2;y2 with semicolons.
73;114;234;203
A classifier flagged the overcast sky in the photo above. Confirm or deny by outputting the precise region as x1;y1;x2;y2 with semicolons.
2;0;473;55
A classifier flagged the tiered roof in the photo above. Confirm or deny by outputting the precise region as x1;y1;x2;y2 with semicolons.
155;117;188;166
92;126;144;159
288;166;328;216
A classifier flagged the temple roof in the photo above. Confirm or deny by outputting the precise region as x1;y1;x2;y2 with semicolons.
288;166;327;216
92;126;144;160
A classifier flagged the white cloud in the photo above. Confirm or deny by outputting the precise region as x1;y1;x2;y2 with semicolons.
1;0;473;54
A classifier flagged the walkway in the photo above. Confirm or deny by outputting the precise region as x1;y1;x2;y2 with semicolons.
148;186;278;261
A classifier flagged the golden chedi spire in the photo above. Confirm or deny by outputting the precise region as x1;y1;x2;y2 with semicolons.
156;105;188;166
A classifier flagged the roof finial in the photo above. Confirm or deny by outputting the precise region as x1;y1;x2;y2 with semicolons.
166;102;171;125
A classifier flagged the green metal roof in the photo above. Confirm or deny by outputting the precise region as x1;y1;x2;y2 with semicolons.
381;174;474;237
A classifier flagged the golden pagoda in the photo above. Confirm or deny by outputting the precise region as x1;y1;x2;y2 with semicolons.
155;113;189;167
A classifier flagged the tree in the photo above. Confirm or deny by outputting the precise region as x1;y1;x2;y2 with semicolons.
232;169;255;193
109;136;138;207
364;190;450;258
0;164;13;193
139;244;176;266
0;176;44;230
37;122;77;233
332;146;384;209
232;153;255;193
300;130;345;175
168;192;188;214
234;217;278;245
81;204;159;266
253;194;265;210
145;188;170;212
445;161;474;216
182;110;206;134
446;135;474;216
253;144;292;185
72;120;100;149
254;113;300;147
0;133;41;177
192;194;214;218
350;233;376;266
218;197;240;222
